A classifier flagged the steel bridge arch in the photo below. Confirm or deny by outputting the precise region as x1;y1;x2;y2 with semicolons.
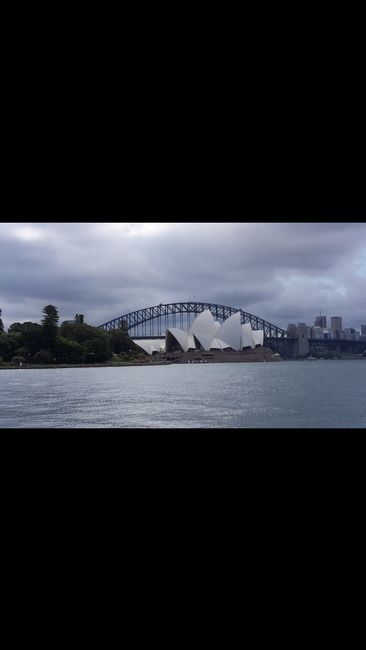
98;302;288;339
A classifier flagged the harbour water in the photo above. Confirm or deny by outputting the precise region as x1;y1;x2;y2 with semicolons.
1;360;365;428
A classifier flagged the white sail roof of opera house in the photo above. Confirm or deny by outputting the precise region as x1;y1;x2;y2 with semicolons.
188;308;215;337
210;337;225;350
132;338;166;354
165;328;191;352
132;309;264;355
252;328;264;347
241;323;255;349
215;312;242;351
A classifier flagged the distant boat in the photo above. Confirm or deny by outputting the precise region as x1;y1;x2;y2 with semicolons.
305;356;318;360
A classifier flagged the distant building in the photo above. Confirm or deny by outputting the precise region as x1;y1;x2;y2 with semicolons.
315;315;327;329
343;327;356;341
312;326;324;339
361;324;366;336
287;323;297;337
297;323;309;356
323;330;333;339
330;316;342;339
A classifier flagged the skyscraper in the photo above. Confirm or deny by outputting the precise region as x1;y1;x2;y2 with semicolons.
330;316;342;339
315;315;327;328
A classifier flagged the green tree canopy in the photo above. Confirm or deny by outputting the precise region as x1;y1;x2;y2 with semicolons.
6;333;22;356
41;305;59;351
8;322;23;333
59;321;98;343
55;337;86;364
107;328;140;355
20;324;44;355
0;336;13;361
14;346;31;361
84;336;112;362
42;305;59;329
8;322;44;355
32;349;54;365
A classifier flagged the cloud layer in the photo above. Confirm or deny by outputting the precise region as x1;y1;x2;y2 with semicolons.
1;221;365;332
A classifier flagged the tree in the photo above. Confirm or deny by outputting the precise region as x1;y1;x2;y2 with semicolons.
41;305;59;351
0;318;4;333
7;322;43;355
59;321;96;343
20;323;44;356
0;337;13;361
84;336;112;363
75;314;84;324
32;349;53;364
107;328;139;355
55;337;86;364
8;322;23;333
0;333;21;360
14;346;31;361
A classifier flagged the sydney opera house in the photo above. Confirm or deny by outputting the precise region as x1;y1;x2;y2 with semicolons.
133;309;264;355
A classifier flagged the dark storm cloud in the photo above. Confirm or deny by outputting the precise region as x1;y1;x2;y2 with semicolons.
0;222;365;332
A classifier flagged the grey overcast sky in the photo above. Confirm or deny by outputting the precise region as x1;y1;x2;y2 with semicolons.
1;221;365;332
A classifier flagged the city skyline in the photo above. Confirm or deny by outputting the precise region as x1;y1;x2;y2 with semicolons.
288;312;366;337
0;221;365;332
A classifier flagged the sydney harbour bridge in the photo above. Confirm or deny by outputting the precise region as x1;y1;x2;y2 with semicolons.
98;301;296;357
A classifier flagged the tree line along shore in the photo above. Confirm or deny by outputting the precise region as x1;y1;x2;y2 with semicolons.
0;305;146;367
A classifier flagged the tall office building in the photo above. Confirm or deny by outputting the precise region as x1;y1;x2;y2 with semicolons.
330;316;342;339
287;324;297;337
361;324;366;337
315;315;327;328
